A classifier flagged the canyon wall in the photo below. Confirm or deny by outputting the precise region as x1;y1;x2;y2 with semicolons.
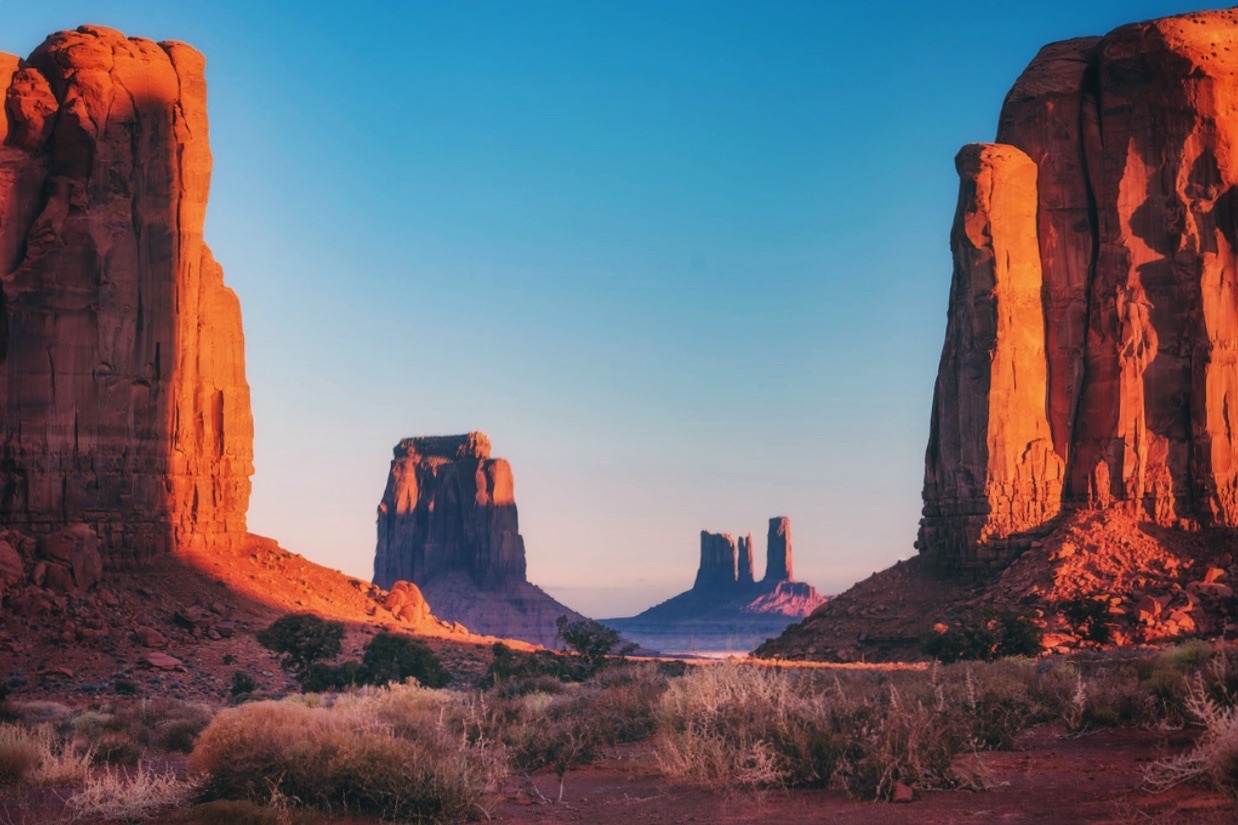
921;9;1238;570
0;26;253;565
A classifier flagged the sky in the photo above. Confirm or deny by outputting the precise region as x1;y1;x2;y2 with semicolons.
2;1;1218;617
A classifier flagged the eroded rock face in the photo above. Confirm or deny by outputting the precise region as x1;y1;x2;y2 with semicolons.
0;26;253;565
921;144;1064;568
693;531;737;591
764;516;794;582
921;9;1238;569
373;432;589;646
374;433;525;590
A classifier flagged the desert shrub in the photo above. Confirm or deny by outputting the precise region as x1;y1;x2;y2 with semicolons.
358;633;450;689
230;670;259;698
1061;597;1113;644
257;613;344;676
298;661;359;693
656;665;846;790
1146;674;1238;798
514;714;597;802
481;642;581;687
0;724;40;784
655;664;972;799
1060;666;1158;731
66;763;195;822
114;678;138;696
493;675;568;699
939;663;1038;749
190;696;489;821
834;687;967;800
0;724;93;784
567;665;668;748
1161;640;1215;672
921;609;1042;662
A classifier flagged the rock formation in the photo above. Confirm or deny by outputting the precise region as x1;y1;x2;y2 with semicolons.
693;531;738;591
737;533;754;585
764;516;793;581
921;9;1238;571
604;516;825;655
0;26;253;565
758;8;1238;663
373;432;591;647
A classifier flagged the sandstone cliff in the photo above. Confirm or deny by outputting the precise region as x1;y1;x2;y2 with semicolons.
921;9;1238;571
0;26;253;565
759;8;1238;662
373;432;590;647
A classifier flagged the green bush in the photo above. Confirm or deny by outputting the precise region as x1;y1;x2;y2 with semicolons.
257;614;344;676
921;609;1042;662
1061;597;1112;644
358;633;450;689
230;671;259;698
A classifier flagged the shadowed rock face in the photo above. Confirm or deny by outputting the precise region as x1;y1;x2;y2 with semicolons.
0;26;253;564
374;433;526;590
373;432;589;647
922;9;1238;571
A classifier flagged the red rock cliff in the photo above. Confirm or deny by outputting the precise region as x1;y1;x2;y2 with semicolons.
0;27;253;564
922;9;1238;569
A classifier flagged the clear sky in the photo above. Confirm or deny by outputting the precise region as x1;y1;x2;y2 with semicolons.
2;1;1216;617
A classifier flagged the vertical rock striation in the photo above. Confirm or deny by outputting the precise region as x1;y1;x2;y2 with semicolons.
0;27;253;565
693;531;737;591
920;145;1064;569
921;9;1238;570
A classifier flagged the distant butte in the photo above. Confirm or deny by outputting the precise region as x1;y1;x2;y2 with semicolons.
604;516;824;655
372;432;596;647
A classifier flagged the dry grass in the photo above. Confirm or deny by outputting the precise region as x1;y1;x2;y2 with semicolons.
0;724;93;785
66;762;196;822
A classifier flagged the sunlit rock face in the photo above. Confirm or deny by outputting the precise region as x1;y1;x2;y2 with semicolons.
921;9;1238;571
0;26;253;565
373;432;589;647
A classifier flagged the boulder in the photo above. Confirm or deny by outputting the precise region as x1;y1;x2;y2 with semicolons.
39;525;102;592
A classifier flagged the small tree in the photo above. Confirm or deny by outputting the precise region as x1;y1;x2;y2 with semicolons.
358;632;450;688
555;616;636;676
257;613;344;676
921;609;1042;662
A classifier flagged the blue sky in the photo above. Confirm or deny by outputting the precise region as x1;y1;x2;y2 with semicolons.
3;1;1216;616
